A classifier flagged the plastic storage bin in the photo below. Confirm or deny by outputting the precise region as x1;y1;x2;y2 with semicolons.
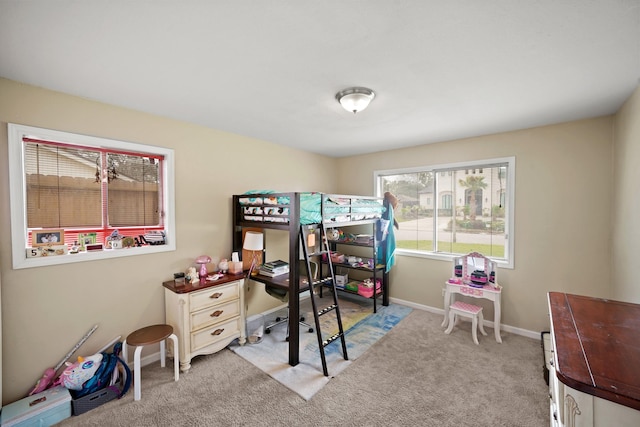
1;386;71;427
71;384;121;416
357;279;382;298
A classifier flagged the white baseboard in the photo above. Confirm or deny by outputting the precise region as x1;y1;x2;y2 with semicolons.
389;297;540;340
128;350;163;368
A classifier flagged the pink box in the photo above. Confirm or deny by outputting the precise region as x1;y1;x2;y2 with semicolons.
228;261;243;274
323;252;345;263
357;279;382;298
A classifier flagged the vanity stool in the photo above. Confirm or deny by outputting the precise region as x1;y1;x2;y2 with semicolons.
122;324;179;401
444;301;488;345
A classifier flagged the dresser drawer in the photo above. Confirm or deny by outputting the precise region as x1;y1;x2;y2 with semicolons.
190;299;240;332
189;281;240;311
190;317;242;352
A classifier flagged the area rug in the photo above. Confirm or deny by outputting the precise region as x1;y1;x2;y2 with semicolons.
229;295;412;400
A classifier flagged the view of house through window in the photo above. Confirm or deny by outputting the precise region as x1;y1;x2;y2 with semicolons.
375;158;514;265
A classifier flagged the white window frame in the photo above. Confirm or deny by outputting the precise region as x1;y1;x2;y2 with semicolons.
8;123;176;269
374;156;515;269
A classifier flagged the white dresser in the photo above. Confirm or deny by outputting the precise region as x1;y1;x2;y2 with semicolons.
547;292;640;427
164;275;246;373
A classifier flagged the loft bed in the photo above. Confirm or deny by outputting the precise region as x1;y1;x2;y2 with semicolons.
231;191;390;368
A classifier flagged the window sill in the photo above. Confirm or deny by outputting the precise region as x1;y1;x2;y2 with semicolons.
395;248;513;269
12;243;176;269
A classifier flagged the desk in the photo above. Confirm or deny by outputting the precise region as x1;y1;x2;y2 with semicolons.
548;292;640;426
247;272;311;365
442;280;502;343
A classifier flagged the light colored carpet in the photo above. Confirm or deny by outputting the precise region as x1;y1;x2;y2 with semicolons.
56;305;549;426
229;295;412;400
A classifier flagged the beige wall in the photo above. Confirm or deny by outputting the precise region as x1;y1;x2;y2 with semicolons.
0;78;337;403
336;116;615;334
612;85;640;303
1;76;637;405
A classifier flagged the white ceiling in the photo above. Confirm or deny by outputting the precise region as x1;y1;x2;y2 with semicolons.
1;1;639;157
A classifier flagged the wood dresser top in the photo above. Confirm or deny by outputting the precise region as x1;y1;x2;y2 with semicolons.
548;292;640;410
163;273;245;294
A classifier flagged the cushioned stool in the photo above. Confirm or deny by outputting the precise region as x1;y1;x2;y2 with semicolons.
444;301;488;345
122;324;179;401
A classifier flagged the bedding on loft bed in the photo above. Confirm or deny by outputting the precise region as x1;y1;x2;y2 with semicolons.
237;191;385;225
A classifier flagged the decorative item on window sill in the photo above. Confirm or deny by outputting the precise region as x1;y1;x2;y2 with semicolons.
106;229;123;249
135;231;166;246
26;245;68;258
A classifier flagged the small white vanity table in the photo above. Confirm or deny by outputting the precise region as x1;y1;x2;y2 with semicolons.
441;252;502;343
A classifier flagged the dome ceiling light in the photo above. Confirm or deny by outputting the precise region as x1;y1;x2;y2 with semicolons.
335;87;376;114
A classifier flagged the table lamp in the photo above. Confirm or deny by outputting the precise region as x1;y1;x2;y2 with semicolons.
243;231;263;276
196;255;212;278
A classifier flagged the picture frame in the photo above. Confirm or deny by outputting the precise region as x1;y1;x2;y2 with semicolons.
32;229;64;247
78;232;97;250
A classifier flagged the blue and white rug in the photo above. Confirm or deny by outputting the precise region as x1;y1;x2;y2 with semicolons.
229;298;412;400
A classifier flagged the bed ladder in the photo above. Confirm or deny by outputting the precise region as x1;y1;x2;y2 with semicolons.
300;223;349;376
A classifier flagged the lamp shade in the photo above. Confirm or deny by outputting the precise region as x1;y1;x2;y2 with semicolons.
196;255;211;264
243;231;264;251
336;87;376;113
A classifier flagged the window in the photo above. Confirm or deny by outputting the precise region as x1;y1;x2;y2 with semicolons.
8;124;176;269
441;194;452;210
375;157;514;268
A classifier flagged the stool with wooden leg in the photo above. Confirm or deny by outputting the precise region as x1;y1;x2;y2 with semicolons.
123;324;179;401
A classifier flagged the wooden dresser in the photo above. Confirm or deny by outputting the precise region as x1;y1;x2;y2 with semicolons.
547;292;640;427
164;274;246;373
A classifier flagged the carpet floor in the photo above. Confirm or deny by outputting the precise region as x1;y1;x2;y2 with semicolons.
57;303;549;426
229;294;412;399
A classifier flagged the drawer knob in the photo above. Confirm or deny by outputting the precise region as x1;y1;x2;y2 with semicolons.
209;292;223;299
210;310;223;318
211;328;224;336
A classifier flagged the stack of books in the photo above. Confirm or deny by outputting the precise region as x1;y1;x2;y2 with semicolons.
259;260;289;277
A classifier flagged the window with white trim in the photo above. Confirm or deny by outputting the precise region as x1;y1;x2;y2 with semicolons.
8;124;176;269
375;157;514;267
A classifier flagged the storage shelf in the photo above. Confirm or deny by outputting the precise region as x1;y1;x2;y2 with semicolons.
328;239;375;248
323;261;385;272
323;282;383;300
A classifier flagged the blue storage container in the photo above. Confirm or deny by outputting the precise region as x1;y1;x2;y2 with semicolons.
1;386;71;427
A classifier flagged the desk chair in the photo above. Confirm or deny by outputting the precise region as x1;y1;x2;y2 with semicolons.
264;285;314;342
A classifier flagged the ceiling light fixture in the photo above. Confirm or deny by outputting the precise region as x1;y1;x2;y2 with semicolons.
335;87;376;114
